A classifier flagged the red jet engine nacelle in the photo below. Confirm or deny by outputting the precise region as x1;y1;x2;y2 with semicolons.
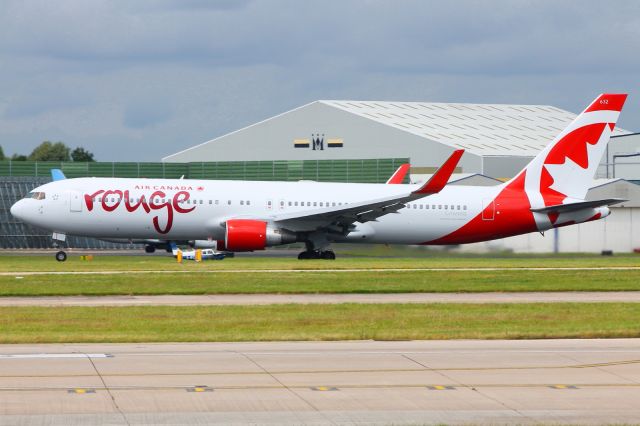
225;219;267;251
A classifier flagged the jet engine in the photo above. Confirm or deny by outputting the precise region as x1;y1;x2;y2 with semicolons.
225;219;296;251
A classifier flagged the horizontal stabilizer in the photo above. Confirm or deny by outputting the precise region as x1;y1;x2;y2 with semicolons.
412;150;464;195
531;198;626;214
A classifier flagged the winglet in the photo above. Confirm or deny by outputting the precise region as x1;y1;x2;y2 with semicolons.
51;169;66;181
412;150;464;195
386;164;410;184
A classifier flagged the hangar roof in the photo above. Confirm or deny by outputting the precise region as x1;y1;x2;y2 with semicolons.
321;100;630;157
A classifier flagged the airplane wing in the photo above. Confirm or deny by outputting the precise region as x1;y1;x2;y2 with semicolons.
269;150;464;233
531;198;626;214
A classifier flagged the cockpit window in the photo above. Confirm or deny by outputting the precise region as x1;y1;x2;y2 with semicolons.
26;192;46;200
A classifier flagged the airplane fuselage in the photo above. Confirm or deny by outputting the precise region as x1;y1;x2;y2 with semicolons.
10;176;606;247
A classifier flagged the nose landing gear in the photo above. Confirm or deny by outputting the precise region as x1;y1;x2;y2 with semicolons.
52;232;67;262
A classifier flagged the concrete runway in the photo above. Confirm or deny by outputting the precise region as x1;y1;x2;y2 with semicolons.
3;291;640;307
0;339;639;425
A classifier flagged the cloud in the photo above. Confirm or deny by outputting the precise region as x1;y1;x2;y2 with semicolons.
0;0;638;160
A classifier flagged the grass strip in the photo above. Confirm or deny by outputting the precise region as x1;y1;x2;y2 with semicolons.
0;303;638;343
1;269;640;296
0;254;639;272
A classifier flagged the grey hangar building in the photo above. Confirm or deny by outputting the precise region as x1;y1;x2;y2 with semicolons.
164;100;638;182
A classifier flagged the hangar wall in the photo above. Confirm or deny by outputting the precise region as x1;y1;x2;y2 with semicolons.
481;156;532;180
605;133;640;180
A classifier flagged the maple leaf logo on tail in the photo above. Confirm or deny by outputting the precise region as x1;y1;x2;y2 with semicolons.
541;122;610;206
504;93;627;229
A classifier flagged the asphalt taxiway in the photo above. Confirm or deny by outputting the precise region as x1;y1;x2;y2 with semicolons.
0;339;639;425
2;291;640;306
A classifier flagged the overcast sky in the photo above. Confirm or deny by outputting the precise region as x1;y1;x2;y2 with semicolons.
0;0;638;161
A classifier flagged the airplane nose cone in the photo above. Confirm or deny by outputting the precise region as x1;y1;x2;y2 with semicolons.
10;200;23;220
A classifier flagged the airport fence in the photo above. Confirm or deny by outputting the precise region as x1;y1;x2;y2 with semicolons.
0;158;410;183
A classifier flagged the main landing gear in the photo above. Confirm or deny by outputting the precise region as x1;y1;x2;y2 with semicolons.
298;250;336;260
55;250;67;262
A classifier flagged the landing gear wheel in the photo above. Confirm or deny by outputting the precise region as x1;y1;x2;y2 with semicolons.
55;250;67;262
298;250;335;260
321;250;336;260
298;251;311;260
145;245;156;254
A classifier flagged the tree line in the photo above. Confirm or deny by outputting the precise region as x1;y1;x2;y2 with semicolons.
0;141;95;162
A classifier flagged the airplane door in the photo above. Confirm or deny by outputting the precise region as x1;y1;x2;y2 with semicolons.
69;191;83;212
482;199;495;221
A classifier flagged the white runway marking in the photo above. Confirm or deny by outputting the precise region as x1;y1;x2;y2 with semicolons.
1;266;640;275
2;292;640;306
0;353;111;359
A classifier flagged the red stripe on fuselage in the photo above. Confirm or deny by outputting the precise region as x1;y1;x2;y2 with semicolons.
423;172;537;245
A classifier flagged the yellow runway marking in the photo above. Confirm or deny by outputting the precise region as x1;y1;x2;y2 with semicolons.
5;383;638;393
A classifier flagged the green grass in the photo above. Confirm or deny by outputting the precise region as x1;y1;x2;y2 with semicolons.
0;253;639;272
2;269;640;296
0;303;638;343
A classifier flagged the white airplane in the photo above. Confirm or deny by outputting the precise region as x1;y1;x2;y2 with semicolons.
11;94;627;261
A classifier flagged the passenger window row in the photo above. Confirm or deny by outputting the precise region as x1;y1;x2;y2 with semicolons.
406;203;468;211
89;196;468;212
